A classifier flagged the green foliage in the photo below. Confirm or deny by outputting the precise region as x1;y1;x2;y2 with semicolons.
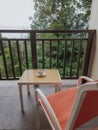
0;35;87;78
30;0;92;30
0;40;33;78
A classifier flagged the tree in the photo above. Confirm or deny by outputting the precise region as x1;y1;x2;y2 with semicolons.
30;0;92;30
0;33;2;38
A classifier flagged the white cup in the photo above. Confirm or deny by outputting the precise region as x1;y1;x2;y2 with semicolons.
38;69;44;75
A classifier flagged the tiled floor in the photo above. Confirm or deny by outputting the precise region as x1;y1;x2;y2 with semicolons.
0;80;77;130
1;80;98;130
0;81;49;130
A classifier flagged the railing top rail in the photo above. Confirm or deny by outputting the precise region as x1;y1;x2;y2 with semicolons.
0;29;96;33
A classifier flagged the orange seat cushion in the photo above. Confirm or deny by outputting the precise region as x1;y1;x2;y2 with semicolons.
46;87;78;130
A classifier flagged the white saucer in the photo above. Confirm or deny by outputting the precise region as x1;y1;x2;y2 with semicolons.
36;72;46;77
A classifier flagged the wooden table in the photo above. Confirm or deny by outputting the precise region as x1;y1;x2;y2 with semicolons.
18;69;62;112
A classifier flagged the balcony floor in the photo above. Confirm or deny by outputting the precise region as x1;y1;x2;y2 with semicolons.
0;80;77;130
1;80;98;130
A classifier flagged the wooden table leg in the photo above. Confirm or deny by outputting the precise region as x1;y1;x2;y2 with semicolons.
19;84;24;112
58;84;62;91
27;84;30;95
55;86;58;92
55;85;62;92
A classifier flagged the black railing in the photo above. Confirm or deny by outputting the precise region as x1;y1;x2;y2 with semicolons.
0;30;96;80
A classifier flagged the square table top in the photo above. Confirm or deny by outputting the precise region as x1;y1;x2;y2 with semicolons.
18;69;62;85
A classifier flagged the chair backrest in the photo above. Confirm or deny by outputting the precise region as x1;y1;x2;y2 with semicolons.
66;82;98;130
37;89;62;130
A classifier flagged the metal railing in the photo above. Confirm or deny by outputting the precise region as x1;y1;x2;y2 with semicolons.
0;30;96;80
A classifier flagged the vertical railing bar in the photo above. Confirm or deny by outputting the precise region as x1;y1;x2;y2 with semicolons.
8;40;16;79
69;40;75;78
30;31;37;68
82;30;96;76
63;40;67;78
56;40;59;68
49;40;52;68
76;40;82;78
24;40;29;69
16;40;22;75
42;40;44;69
0;40;8;79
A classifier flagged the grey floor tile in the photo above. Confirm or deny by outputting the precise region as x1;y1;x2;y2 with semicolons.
0;96;19;129
0;87;9;96
0;80;77;130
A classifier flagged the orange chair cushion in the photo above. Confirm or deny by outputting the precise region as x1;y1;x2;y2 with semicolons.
46;87;78;130
74;91;98;129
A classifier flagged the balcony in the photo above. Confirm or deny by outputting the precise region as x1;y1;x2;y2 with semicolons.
0;30;97;130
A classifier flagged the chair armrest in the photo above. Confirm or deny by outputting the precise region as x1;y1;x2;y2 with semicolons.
36;88;61;130
77;76;94;87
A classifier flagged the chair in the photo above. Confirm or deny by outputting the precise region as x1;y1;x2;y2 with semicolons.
35;76;98;130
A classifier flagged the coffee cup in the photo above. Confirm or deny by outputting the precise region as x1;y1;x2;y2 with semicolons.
38;70;44;75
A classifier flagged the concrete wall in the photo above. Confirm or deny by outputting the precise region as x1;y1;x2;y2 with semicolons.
89;0;98;79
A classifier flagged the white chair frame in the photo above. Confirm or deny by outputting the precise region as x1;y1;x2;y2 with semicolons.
35;76;98;130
